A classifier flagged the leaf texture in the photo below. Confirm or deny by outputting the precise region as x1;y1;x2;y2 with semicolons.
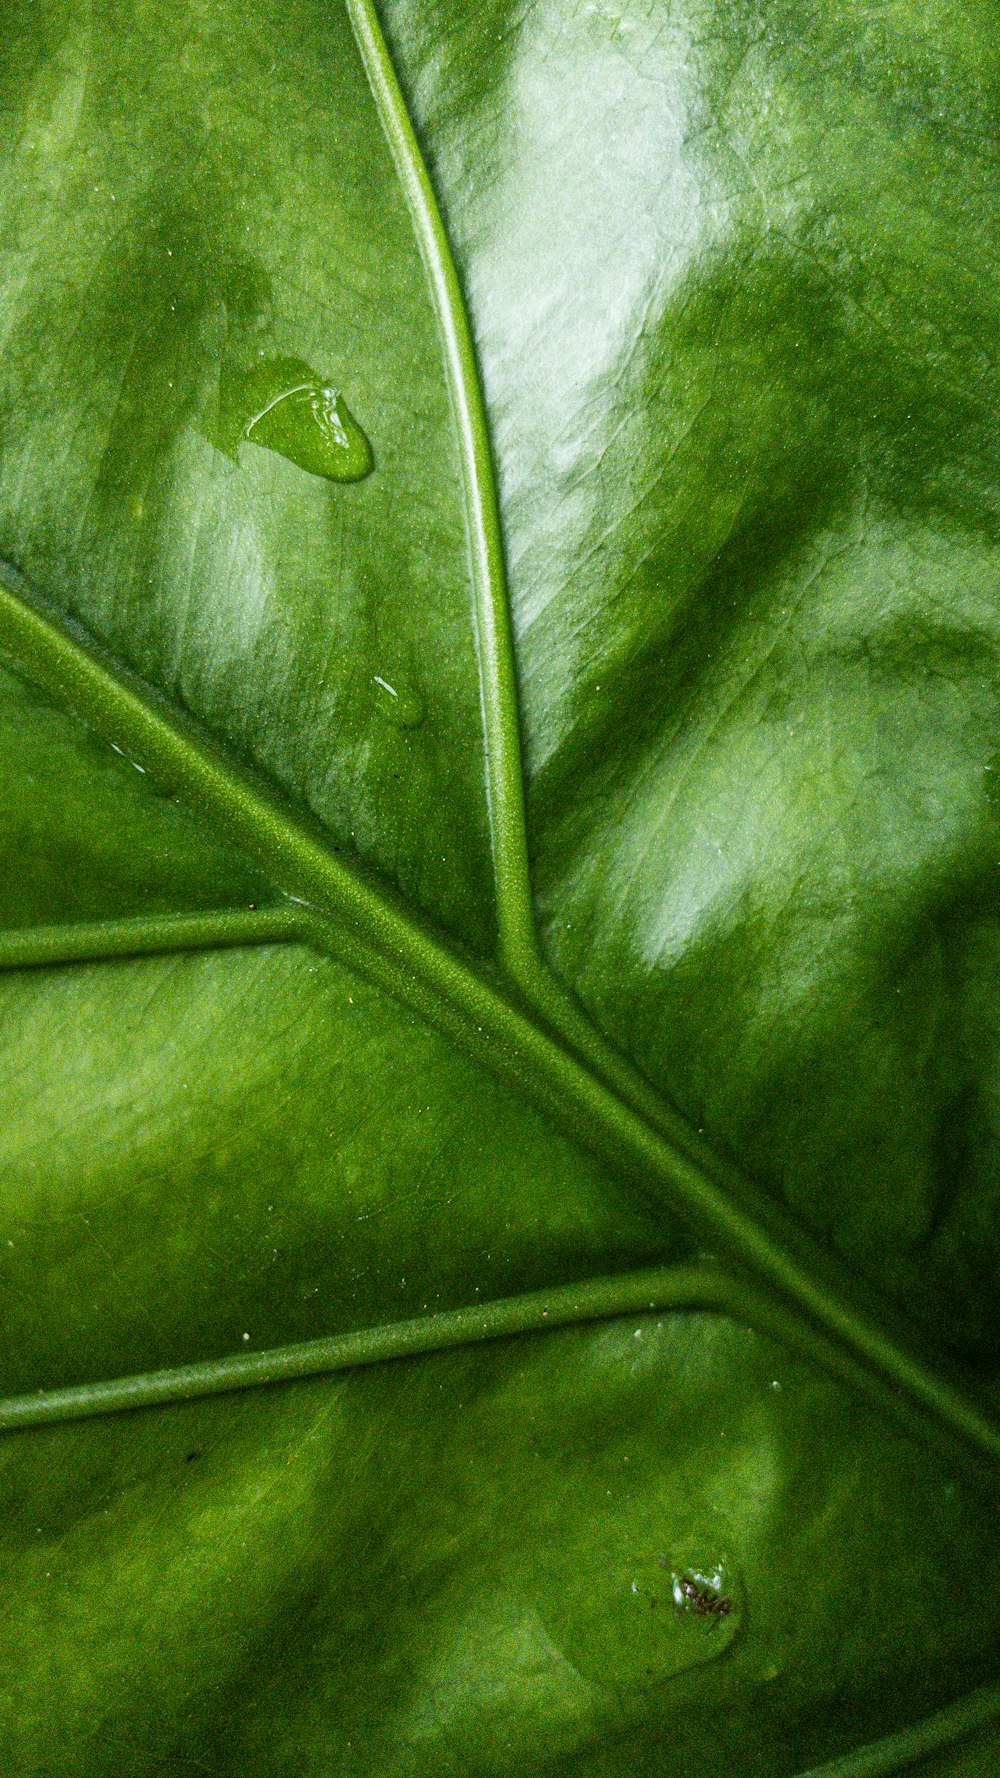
0;1;998;1773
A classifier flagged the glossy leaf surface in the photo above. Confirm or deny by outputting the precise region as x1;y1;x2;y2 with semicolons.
0;0;999;1772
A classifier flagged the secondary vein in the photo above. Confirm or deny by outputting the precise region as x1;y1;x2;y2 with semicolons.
0;906;308;970
345;0;538;978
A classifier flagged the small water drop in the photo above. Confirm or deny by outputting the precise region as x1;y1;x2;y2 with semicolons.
541;1539;742;1693
217;354;373;483
372;673;424;729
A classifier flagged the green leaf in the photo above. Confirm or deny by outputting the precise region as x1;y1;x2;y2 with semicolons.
0;0;998;1772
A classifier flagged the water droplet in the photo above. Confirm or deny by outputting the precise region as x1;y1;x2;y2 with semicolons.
216;355;373;483
540;1529;742;1693
372;673;424;728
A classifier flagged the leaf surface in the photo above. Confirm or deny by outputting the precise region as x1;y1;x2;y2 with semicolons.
0;1;999;1773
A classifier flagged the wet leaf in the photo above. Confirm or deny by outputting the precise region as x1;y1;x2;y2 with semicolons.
0;1;998;1772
